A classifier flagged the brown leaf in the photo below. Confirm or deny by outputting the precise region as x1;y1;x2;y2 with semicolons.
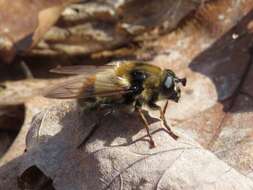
0;0;78;61
1;1;253;190
12;101;253;190
29;0;202;56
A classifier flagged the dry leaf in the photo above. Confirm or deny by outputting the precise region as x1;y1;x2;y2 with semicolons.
0;0;78;62
0;1;253;190
30;0;202;56
10;99;253;190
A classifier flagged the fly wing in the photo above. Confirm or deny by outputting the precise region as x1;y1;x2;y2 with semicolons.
44;75;94;99
50;65;113;75
44;68;132;99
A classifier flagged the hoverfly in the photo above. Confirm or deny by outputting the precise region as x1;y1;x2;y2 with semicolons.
44;61;186;148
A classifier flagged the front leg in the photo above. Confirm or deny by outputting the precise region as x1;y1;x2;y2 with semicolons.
134;100;155;148
148;101;178;140
136;108;155;148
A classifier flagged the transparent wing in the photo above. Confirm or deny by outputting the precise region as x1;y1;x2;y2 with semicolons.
44;71;132;99
44;75;93;99
50;65;113;75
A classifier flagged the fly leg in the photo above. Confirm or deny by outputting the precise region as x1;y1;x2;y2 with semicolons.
162;99;169;115
159;100;178;140
149;101;178;140
137;108;155;148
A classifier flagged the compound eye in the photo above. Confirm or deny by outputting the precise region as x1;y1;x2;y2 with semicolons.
164;76;173;88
